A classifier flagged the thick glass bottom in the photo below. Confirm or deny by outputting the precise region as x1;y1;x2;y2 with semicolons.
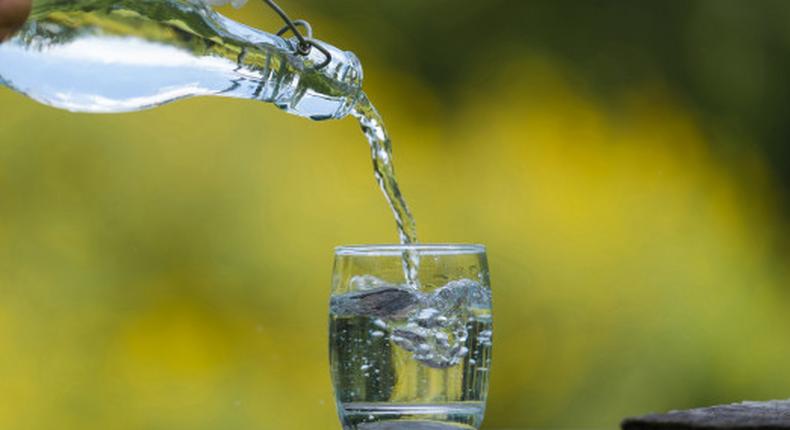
339;401;485;430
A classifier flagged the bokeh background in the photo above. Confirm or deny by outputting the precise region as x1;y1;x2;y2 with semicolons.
2;0;790;429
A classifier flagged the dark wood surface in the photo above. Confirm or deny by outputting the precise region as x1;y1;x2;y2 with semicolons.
622;400;790;430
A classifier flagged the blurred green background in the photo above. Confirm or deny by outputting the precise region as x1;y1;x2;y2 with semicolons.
2;0;790;429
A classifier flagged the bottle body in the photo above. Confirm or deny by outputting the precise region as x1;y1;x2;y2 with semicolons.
0;0;363;119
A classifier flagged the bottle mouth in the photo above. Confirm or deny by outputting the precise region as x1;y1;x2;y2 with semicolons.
335;244;486;256
343;50;363;82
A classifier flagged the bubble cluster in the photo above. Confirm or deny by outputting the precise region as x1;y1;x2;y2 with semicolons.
331;278;492;368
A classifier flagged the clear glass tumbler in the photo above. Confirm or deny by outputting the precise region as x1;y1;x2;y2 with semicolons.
329;244;493;430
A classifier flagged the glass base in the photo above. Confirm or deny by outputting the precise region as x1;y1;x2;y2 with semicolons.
339;402;484;430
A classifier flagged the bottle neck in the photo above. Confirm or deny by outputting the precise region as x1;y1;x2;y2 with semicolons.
211;12;364;120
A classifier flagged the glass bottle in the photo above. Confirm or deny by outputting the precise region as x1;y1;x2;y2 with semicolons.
0;0;364;120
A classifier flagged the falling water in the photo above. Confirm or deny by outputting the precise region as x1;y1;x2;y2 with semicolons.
351;93;420;288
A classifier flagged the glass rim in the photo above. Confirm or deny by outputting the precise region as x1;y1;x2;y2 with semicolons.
334;243;486;256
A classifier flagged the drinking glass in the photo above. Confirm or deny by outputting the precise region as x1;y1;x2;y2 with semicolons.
329;244;493;430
